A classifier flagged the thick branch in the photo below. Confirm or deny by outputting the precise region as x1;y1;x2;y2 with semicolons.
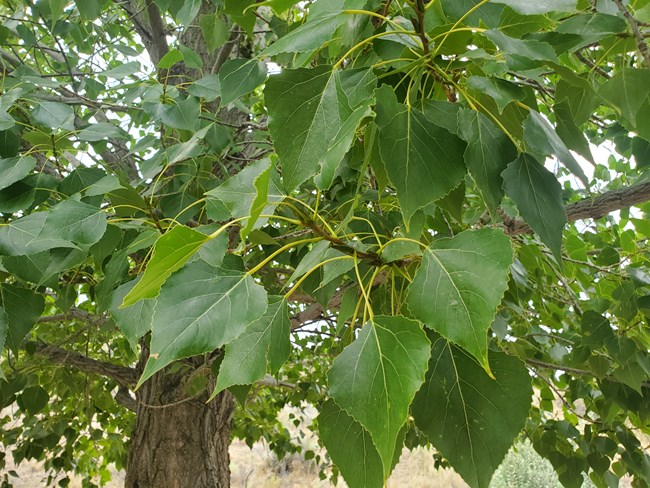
33;341;137;388
503;181;650;235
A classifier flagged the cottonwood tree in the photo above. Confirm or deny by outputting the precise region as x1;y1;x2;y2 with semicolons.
1;0;650;487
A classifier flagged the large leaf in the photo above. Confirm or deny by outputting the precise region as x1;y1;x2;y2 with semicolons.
375;85;466;224
458;110;516;214
501;154;567;261
32;101;75;131
466;77;526;114
406;228;513;374
213;296;290;394
199;13;230;53
1;284;45;353
523;110;588;185
490;0;576;14
218;59;268;106
412;337;532;488
263;13;341;56
266;67;375;192
138;256;268;386
121;226;210;307
328;315;430;475
0;156;37;191
109;278;155;349
318;399;384;488
483;30;558;63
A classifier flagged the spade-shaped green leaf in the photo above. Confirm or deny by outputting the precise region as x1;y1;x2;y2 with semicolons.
0;156;36;191
1;284;45;353
137;256;267;387
109;278;155;349
406;228;513;374
502;154;567;261
375;85;466;224
412;336;532;488
327;315;430;475
121;226;210;307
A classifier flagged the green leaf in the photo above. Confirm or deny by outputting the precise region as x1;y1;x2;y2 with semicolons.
176;0;201;25
328;315;430;475
318;399;384;488
121;226;210;307
188;74;221;102
266;67;375;192
159;96;200;131
157;49;184;69
0;110;15;130
599;69;650;128
75;0;103;20
199;13;230;53
502;154;567;261
412;337;532;488
205;159;285;232
19;386;49;415
224;0;256;35
109;278;155;350
0;156;37;191
138;257;268;386
523;110;588;185
101;61;140;79
556;13;626;40
32;101;75;131
466;76;526;114
490;0;576;14
179;45;203;70
213;296;290;394
1;284;45;353
263;13;341;56
554;100;594;165
0;307;7;374
483;30;558;63
78;123;126;142
406;228;513;374
375;85;466;224
458;110;516;215
218;59;268;106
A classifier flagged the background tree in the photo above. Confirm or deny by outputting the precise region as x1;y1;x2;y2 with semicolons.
1;1;650;487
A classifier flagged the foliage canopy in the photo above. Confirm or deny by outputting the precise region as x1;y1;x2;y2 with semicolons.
1;0;650;487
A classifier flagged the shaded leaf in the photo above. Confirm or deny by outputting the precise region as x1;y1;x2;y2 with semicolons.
318;399;384;488
32;101;74;131
502;154;567;261
1;284;44;353
218;59;268;105
0;156;37;191
412;337;532;488
109;278;155;349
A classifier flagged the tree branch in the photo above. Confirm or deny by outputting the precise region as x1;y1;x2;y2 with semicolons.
503;181;650;235
613;0;650;68
33;341;137;388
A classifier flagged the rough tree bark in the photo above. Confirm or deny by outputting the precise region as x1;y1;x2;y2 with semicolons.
125;366;235;488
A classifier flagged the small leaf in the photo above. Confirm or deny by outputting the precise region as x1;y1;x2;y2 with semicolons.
412;337;532;488
375;85;466;224
109;278;155;349
102;61;140;79
483;30;558;63
523;110;588;185
121;226;210;307
78;123;126;142
200;13;230;53
0;156;37;191
19;386;50;415
1;284;45;353
157;49;184;69
466;77;526;114
318;399;384;488
458;110;516;215
502;154;567;261
406;228;513;374
218;59;267;106
205;158;285;232
138;257;268;386
328;315;430;475
188;74;221;102
176;0;201;25
213;296;290;394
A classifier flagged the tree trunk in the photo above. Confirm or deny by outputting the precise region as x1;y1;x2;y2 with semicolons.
125;364;234;488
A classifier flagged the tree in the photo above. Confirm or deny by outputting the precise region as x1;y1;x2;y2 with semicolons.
0;0;649;487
